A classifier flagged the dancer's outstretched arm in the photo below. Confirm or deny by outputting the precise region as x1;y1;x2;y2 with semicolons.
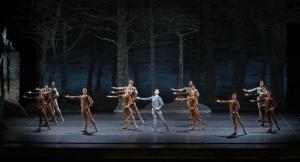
22;95;40;100
106;95;122;99
137;96;152;101
171;87;188;91
216;99;232;104
111;86;126;90
175;97;188;101
243;87;259;93
65;95;81;100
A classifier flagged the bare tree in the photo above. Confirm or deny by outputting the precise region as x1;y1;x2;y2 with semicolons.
48;0;62;83
230;0;248;99
201;0;217;105
137;0;167;93
249;0;287;109
269;0;287;109
83;0;145;112
86;37;97;94
13;0;58;86
249;0;274;81
164;5;199;88
0;57;6;130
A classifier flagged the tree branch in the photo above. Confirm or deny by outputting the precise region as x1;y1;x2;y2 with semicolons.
67;27;85;51
95;35;117;45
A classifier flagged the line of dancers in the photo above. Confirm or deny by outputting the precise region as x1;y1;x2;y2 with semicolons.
22;82;64;132
24;80;280;136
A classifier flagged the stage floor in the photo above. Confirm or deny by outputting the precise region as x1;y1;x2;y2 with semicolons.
1;112;300;159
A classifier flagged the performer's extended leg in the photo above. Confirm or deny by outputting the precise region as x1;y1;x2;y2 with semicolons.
47;103;57;125
189;109;195;130
86;109;98;132
267;110;273;132
195;107;205;129
53;100;64;122
41;108;50;130
132;103;144;124
81;109;88;132
231;114;237;136
152;108;157;132
156;109;169;132
257;103;262;122
123;109;130;129
128;108;138;129
260;106;266;126
270;110;280;130
236;113;247;135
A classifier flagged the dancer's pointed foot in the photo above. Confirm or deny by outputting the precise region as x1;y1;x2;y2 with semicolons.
231;132;237;136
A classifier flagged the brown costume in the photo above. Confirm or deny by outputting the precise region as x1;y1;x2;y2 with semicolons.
252;94;280;132
173;81;204;130
66;91;98;133
112;81;144;125
107;89;139;129
23;92;50;132
217;95;247;136
41;87;58;125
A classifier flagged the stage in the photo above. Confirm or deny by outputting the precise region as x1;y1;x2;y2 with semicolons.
1;112;300;159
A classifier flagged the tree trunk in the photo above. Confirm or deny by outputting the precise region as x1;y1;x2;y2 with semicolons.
258;22;268;81
48;2;61;83
112;48;117;86
178;34;184;88
114;0;129;112
203;46;216;105
202;0;216;105
87;38;97;94
133;52;139;88
231;0;247;101
6;52;10;93
60;22;68;98
94;55;104;109
48;32;57;83
270;23;286;109
38;37;48;87
149;0;156;93
0;58;7;130
190;33;201;89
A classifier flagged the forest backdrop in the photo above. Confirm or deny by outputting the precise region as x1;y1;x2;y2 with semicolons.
1;0;296;112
